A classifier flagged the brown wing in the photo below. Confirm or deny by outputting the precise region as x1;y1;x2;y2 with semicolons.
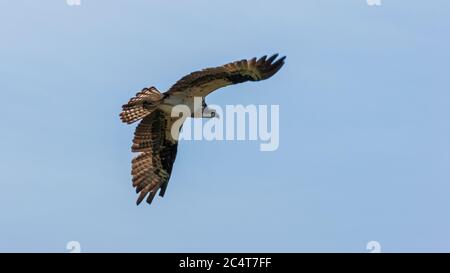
131;110;179;205
120;86;164;124
166;54;286;97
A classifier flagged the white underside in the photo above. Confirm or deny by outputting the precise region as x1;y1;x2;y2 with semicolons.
159;95;203;116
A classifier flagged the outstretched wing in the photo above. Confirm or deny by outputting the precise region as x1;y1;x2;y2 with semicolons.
120;86;164;124
131;110;179;205
166;54;286;97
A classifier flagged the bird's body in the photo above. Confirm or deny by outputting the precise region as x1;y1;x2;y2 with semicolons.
120;54;286;205
160;95;201;116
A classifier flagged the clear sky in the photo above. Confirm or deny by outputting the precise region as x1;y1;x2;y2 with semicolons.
0;0;449;252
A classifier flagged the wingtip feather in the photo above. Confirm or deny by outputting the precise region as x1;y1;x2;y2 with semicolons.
266;53;279;64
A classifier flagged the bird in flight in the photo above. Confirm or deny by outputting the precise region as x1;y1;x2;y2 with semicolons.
120;54;286;205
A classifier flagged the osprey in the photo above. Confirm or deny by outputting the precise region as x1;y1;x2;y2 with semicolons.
120;54;286;205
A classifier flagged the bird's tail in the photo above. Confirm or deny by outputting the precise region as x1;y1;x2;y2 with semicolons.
120;86;164;124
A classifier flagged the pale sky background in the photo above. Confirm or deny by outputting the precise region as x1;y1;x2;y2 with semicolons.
0;0;449;252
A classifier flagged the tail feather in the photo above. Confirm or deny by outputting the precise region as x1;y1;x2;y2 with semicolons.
120;86;163;124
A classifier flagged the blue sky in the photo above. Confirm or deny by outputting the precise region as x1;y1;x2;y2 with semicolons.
0;0;449;252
